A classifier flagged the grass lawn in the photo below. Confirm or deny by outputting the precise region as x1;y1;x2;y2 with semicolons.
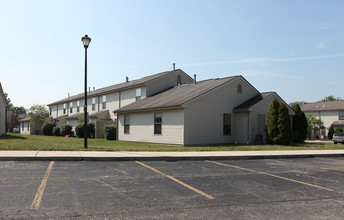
0;133;343;151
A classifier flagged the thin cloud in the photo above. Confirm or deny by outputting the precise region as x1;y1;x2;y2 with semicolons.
317;43;328;49
185;53;344;66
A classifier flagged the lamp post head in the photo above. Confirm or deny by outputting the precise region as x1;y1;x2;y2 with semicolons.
82;35;91;48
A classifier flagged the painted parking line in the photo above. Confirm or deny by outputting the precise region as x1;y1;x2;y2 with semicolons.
206;160;334;192
135;161;214;199
30;161;55;210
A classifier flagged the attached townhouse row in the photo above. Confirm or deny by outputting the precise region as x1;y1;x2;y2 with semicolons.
22;68;294;145
46;69;193;138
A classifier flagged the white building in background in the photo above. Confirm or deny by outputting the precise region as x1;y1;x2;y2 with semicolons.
114;75;294;146
301;100;344;139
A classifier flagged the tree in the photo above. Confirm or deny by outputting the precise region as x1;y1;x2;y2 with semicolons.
276;103;292;145
289;101;306;110
292;104;308;142
266;99;280;144
321;96;341;101
306;114;324;139
28;104;49;134
328;126;335;140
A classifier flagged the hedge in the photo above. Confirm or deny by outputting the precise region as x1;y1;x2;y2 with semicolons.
41;122;54;136
104;125;116;140
60;124;73;136
75;122;95;138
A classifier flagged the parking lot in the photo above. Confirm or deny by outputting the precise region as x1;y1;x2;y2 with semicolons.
1;158;344;219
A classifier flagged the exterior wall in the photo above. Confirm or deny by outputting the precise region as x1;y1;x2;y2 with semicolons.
106;92;120;120
183;78;258;145
120;89;137;108
66;119;79;132
0;99;5;134
118;110;184;145
145;71;193;96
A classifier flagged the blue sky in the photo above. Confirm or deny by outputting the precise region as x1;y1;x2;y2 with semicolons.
1;0;343;108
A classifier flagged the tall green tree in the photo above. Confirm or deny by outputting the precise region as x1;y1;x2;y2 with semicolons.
289;101;306;110
276;103;292;145
267;99;280;144
321;95;341;101
292;104;308;142
28;104;49;134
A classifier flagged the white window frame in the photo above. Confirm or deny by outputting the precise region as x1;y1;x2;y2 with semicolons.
102;95;106;109
136;88;141;101
154;113;162;135
124;114;130;134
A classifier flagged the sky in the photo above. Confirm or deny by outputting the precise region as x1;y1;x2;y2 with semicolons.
1;0;344;109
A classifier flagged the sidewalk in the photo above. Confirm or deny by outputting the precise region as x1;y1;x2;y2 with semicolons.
1;150;344;161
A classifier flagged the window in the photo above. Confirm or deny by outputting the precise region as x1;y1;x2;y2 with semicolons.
102;95;106;109
27;123;29;130
154;113;162;135
92;98;96;111
223;114;231;135
63;104;66;114
237;84;242;94
124;115;130;134
177;75;182;85
77;101;80;112
136;88;141;101
22;123;24;131
69;102;73;113
340;112;344;120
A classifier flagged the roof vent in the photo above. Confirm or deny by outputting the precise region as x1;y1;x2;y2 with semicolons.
68;93;70;98
173;63;176;71
93;87;95;92
126;76;129;83
194;74;197;84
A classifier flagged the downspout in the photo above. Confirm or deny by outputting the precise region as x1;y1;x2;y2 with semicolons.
56;105;58;117
119;91;121;108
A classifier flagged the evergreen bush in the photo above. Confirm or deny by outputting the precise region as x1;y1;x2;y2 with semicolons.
267;99;280;144
292;104;308;142
53;126;60;136
276;103;292;145
328;126;335;140
60;124;73;136
75;122;95;138
334;127;344;133
104;125;116;140
41;122;54;136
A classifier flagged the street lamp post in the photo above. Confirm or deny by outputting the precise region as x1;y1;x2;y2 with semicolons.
82;35;91;149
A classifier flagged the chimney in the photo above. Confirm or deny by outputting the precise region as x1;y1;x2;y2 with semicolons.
173;63;175;71
93;87;95;92
126;76;129;83
68;93;70;98
194;74;197;84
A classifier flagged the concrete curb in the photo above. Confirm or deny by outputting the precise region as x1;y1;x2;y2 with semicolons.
1;150;344;161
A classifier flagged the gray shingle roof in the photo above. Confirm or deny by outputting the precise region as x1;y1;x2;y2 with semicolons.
234;92;274;111
114;76;239;113
301;100;344;112
66;113;84;120
48;69;187;106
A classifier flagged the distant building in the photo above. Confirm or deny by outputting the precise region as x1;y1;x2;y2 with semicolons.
301;100;344;139
0;82;7;135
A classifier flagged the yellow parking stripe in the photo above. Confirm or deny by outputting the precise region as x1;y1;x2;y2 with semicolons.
206;160;334;192
135;161;214;199
31;161;55;210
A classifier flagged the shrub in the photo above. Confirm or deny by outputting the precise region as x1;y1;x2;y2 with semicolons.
75;122;95;138
292;104;308;142
276;103;292;145
266;99;280;144
104;125;116;140
334;127;344;133
41;122;54;136
53;127;60;136
328;126;335;140
60;124;73;136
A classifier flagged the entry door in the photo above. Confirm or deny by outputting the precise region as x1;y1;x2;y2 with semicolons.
257;114;265;136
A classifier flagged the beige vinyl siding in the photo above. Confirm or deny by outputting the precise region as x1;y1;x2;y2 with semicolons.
118;110;184;145
120;89;137;107
145;71;193;96
183;78;257;145
305;110;341;136
234;112;249;143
